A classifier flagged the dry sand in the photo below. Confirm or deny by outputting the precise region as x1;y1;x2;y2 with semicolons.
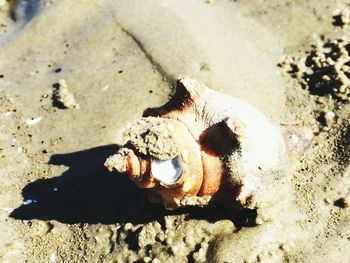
0;0;350;262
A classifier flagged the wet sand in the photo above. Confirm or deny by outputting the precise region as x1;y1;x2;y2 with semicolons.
0;0;350;262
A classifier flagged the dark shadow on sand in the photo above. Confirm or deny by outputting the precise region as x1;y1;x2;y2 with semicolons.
10;0;42;24
10;144;254;226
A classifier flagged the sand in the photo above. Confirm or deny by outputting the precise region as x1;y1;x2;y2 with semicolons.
0;0;350;262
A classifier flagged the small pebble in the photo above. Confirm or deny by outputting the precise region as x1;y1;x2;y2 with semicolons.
23;199;33;205
124;223;133;231
102;85;109;92
26;117;42;125
334;197;349;208
324;111;335;121
324;198;332;204
23;199;37;205
50;253;56;263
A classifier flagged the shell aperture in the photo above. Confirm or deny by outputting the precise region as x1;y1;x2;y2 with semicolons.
150;156;183;188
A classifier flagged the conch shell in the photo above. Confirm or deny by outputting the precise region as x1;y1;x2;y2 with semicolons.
105;78;311;210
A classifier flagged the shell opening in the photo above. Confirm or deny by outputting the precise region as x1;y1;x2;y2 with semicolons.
150;156;183;188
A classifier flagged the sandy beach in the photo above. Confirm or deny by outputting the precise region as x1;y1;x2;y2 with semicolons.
1;0;350;262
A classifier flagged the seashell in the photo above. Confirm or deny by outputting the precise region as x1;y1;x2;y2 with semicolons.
104;78;312;210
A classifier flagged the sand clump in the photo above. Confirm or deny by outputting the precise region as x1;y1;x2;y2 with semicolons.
280;36;350;102
52;79;79;109
280;35;350;134
119;215;235;263
121;117;182;160
333;2;350;28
